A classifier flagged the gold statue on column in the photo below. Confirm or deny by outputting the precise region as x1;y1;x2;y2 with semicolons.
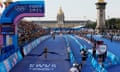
4;0;13;7
99;0;104;3
0;0;3;7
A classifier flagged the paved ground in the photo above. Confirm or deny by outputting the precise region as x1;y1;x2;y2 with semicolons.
10;34;120;72
10;35;70;72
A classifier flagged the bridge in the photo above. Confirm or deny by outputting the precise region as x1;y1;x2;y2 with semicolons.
0;1;120;72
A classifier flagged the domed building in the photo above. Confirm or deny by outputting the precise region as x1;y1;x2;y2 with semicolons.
57;7;64;25
33;7;90;28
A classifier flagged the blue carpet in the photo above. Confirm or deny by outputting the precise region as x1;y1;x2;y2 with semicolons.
10;35;70;72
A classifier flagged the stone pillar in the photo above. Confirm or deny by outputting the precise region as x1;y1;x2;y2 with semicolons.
95;1;107;33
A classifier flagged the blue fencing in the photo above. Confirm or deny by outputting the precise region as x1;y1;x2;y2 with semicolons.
1;45;15;54
0;50;23;72
0;35;50;72
87;34;120;67
88;53;107;72
0;46;18;62
104;51;120;67
64;35;76;65
23;35;50;56
69;35;107;72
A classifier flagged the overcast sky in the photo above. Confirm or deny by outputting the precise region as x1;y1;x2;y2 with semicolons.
1;0;120;21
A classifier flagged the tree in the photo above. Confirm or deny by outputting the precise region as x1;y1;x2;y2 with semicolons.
85;22;96;29
106;18;120;30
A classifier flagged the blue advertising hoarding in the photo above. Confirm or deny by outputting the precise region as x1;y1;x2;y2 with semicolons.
0;1;45;24
0;25;15;35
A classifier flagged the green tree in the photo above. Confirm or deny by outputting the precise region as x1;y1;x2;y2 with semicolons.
85;22;96;29
106;18;120;30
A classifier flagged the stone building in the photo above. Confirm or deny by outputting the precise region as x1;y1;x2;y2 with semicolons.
33;7;90;28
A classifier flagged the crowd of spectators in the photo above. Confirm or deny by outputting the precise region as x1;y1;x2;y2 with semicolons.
18;21;47;46
102;30;120;41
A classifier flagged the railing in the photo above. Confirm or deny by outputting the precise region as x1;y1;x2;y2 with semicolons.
68;35;107;72
88;53;107;72
0;35;50;72
0;50;23;72
0;45;18;62
22;35;50;56
86;34;120;67
64;35;76;65
104;51;120;67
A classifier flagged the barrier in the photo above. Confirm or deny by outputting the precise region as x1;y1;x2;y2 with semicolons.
87;34;120;67
0;47;18;62
88;54;107;72
113;36;120;41
63;35;76;65
1;45;15;54
0;50;23;72
23;35;50;56
106;52;120;66
0;35;50;72
69;35;107;72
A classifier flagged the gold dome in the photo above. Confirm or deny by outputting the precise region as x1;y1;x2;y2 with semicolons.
57;7;64;15
98;0;104;3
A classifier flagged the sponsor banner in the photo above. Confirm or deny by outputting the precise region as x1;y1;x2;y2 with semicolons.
23;36;50;55
0;51;22;72
0;62;7;72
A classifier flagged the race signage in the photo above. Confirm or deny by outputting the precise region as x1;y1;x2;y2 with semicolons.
0;25;15;35
14;4;44;14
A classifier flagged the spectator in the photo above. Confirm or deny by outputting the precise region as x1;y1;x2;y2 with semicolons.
92;42;96;57
18;21;47;46
80;49;88;65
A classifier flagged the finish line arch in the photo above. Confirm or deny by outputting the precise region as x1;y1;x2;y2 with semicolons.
0;1;45;51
